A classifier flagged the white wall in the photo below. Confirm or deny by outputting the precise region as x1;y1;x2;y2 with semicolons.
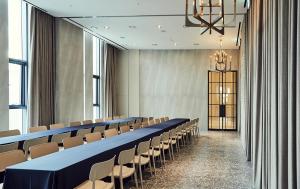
116;49;240;131
0;0;9;131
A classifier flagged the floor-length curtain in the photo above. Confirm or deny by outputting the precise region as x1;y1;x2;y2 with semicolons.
241;0;300;188
102;43;117;117
29;7;56;127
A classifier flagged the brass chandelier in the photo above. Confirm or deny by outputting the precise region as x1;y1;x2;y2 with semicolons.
185;0;237;35
210;38;232;72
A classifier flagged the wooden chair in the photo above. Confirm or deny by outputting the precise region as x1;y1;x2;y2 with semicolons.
159;132;173;164
0;129;20;138
142;135;163;175
49;123;64;130
132;123;141;130
120;125;130;134
76;128;92;139
63;136;83;149
23;137;48;158
74;156;116;189
112;147;138;189
28;126;47;133
104;129;118;138
0;150;26;172
159;117;165;123
141;122;149;128
0;142;19;153
134;140;153;188
82;120;93;125
70;121;81;127
85;132;101;143
93;126;106;136
95;118;104;123
154;119;160;124
51;132;71;144
29;142;59;159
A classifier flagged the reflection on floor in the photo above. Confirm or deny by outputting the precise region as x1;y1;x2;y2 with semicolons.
140;131;252;189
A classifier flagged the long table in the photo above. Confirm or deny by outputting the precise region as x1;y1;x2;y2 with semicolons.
0;117;142;148
3;118;189;189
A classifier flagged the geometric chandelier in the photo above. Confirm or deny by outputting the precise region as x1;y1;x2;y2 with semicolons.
210;38;232;72
185;0;237;35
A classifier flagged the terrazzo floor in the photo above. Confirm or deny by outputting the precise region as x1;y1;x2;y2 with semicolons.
131;131;253;189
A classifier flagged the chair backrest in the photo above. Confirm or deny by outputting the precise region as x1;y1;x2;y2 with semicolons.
89;156;116;183
0;129;20;138
51;132;71;144
149;120;155;126
142;121;149;128
93;126;106;134
118;146;136;165
63;136;83;149
0;150;26;172
132;123;141;130
82;120;93;125
160;117;165;123
149;117;154;120
120;125;130;134
135;118;142;124
108;123;119;130
137;140;151;155
29;142;59;159
85;132;101;143
23;137;48;157
104;117;112;121
161;132;170;142
154;118;161;124
0;142;19;153
76;128;92;139
95;118;104;123
70;121;81;127
104;128;118;138
49;123;64;130
142;118;149;122
164;117;169;121
151;135;161;147
170;129;177;138
28;126;48;133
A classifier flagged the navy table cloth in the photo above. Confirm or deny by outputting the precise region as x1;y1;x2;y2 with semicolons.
3;118;188;189
0;117;142;149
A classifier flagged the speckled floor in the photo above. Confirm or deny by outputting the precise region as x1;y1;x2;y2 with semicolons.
132;131;253;189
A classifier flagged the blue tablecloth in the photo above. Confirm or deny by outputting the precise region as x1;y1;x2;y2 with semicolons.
3;118;188;189
0;117;142;148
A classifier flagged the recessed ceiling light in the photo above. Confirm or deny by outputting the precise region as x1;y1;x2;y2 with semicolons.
193;43;200;46
174;43;177;46
152;43;158;46
104;26;110;29
120;36;126;39
90;26;98;30
129;25;136;29
157;25;162;29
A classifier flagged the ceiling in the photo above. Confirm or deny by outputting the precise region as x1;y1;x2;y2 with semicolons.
26;0;247;49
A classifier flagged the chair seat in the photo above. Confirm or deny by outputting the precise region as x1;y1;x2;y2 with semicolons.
112;165;135;178
142;149;160;157
171;139;177;144
75;180;114;189
134;155;150;165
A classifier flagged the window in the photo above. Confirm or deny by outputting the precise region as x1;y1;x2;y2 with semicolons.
8;0;30;132
93;36;103;119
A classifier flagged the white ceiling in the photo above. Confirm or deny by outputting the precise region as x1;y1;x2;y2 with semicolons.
26;0;247;49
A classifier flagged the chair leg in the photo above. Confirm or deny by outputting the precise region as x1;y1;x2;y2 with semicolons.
152;156;156;175
134;166;139;189
159;152;164;169
120;177;124;189
148;158;153;176
170;143;174;160
162;148;166;165
139;164;143;189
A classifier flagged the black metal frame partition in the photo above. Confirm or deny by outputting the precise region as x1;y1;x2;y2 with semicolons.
208;70;238;131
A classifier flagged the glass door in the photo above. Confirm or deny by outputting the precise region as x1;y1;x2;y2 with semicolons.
208;71;237;130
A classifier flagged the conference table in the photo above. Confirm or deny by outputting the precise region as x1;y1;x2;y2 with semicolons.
0;117;142;149
3;118;189;189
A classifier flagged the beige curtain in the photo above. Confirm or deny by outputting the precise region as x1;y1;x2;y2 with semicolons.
241;0;300;188
103;43;117;117
29;8;56;127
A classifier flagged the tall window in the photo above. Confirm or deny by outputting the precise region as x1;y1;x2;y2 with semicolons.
93;37;103;119
8;0;30;132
